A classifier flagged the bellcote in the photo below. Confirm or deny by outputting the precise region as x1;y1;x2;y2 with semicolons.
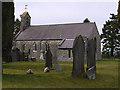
20;11;31;32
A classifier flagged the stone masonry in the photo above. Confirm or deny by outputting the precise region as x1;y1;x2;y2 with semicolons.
15;37;101;61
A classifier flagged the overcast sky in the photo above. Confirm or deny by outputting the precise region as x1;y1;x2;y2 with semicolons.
14;0;118;35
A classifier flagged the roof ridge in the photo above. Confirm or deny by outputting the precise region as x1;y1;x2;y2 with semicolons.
30;22;95;27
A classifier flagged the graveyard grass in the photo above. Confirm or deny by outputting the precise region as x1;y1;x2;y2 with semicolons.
3;58;119;88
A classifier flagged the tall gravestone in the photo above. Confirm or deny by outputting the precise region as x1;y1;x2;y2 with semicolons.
45;47;52;69
86;38;96;80
50;44;62;72
72;35;85;78
12;47;20;62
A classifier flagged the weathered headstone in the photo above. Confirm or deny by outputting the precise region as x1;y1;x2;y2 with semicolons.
40;50;44;60
20;52;25;61
50;44;62;72
24;49;30;61
12;47;20;62
44;67;50;73
24;52;29;61
86;66;96;80
45;47;52;69
26;69;34;74
86;38;96;80
28;49;31;61
72;35;85;78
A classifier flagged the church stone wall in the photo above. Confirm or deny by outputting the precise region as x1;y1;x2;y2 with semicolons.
16;35;101;61
57;49;73;61
16;40;69;60
16;40;74;61
16;38;87;61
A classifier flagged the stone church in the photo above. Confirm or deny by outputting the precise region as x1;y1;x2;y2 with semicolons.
14;11;102;61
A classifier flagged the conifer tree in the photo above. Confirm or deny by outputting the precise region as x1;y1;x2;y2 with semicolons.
101;14;120;57
83;18;90;23
2;2;14;62
117;0;120;27
117;0;120;58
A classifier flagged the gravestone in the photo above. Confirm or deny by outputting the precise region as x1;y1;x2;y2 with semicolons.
40;50;44;60
26;69;34;74
72;35;85;78
24;49;31;61
50;44;62;72
44;67;50;73
45;47;52;69
28;49;31;61
24;52;29;61
86;66;96;80
86;38;96;80
20;52;25;61
12;47;20;62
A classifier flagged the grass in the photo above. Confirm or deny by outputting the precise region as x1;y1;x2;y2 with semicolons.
0;75;1;89
2;58;119;88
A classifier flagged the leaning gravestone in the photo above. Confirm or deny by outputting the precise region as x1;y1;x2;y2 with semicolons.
12;47;20;62
86;38;96;80
45;47;52;69
50;44;62;72
72;35;85;78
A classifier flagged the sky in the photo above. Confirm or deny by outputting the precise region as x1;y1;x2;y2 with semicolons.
14;0;118;35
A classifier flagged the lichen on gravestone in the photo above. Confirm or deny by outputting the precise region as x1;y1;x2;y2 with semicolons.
86;38;96;80
72;35;85;78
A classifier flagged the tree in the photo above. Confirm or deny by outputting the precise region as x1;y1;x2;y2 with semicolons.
117;0;120;27
117;0;120;58
101;14;120;57
83;18;90;23
117;1;120;43
13;18;21;37
2;2;14;62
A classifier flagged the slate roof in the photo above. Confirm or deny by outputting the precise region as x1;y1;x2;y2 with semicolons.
58;39;74;49
16;22;96;41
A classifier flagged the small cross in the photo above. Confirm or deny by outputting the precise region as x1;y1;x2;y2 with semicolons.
25;5;28;12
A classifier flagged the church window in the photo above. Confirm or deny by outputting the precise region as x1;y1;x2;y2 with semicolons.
33;42;37;52
68;50;71;58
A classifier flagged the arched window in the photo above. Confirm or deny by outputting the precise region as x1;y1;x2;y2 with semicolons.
33;42;37;52
21;42;25;51
68;49;71;58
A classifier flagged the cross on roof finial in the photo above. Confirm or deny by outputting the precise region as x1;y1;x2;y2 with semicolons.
25;5;28;12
